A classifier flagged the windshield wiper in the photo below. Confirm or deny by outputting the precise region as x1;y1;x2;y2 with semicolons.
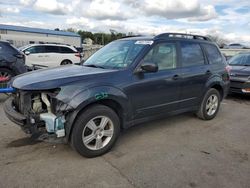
84;64;105;69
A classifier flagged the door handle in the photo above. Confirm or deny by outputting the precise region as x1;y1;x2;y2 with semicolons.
172;74;180;80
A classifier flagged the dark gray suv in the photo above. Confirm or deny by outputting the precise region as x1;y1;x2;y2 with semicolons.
4;33;230;157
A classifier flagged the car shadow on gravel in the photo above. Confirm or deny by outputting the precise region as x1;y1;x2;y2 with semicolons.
6;137;41;148
0;94;9;103
226;93;250;104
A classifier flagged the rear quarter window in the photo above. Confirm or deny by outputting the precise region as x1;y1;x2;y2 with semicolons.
180;42;205;67
202;44;223;64
59;47;76;53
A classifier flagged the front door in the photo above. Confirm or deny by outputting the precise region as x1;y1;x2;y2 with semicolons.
128;42;182;119
24;45;46;67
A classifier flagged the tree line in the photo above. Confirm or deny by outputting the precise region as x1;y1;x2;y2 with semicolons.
62;28;228;47
63;28;132;45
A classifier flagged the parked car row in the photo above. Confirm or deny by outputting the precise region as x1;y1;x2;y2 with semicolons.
0;41;83;87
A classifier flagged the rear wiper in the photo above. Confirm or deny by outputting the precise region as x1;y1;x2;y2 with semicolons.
84;64;105;69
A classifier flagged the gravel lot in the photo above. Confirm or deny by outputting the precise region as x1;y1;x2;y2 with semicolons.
0;94;249;188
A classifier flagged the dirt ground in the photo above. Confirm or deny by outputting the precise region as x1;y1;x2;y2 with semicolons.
0;94;249;188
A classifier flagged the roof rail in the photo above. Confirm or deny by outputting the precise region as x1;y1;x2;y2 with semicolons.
121;35;143;39
41;42;71;46
154;33;211;41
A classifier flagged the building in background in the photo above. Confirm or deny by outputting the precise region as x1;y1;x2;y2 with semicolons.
83;38;93;46
0;24;81;48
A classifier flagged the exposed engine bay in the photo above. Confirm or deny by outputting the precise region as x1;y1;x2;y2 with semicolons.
12;89;68;140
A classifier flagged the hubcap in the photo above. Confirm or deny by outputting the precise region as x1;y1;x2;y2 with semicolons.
206;94;218;116
82;116;114;150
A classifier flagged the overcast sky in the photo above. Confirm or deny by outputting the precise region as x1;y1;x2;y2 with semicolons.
0;0;249;43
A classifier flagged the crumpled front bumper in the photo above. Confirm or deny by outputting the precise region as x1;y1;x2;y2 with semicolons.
4;97;26;126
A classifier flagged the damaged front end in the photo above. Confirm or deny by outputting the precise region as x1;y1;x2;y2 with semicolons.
4;89;73;142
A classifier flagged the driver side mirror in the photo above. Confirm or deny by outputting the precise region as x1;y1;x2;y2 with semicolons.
24;51;30;56
137;62;158;73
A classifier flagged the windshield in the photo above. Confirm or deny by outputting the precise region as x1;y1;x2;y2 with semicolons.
229;54;250;66
84;40;148;69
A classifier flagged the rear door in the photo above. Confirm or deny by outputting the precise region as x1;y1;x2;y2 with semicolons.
178;41;210;108
44;46;60;67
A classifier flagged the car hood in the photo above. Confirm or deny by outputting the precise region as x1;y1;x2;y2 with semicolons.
230;65;250;77
12;65;117;90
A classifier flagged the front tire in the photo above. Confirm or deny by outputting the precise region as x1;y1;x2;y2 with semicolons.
196;88;221;120
70;105;120;158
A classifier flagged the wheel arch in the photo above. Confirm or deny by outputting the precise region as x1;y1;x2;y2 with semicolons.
210;84;224;100
61;59;72;65
205;76;225;101
63;84;130;141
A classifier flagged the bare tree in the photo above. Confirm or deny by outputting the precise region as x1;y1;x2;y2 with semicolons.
206;34;228;48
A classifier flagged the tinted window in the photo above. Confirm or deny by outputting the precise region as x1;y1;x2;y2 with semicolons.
60;47;76;53
25;46;45;54
203;44;222;64
84;40;146;69
181;42;205;67
143;43;177;70
0;43;19;54
45;46;60;53
229;54;250;66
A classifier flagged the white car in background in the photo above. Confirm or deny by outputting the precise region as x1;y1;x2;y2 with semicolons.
20;44;81;68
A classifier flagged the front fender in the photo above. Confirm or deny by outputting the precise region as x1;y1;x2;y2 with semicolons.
61;86;129;141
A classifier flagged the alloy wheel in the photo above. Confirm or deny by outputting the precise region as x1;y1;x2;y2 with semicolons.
206;94;219;116
82;116;114;150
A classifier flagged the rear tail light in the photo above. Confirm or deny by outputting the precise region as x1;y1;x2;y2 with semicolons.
225;65;231;73
75;53;81;58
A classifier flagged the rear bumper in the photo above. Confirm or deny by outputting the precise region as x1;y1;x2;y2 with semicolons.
4;97;26;126
230;80;250;94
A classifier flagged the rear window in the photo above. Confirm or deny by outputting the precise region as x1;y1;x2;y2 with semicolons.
0;42;20;54
60;46;76;53
203;44;222;64
181;42;205;67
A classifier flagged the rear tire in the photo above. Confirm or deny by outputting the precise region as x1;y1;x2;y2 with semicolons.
61;60;72;65
70;105;120;158
196;88;221;120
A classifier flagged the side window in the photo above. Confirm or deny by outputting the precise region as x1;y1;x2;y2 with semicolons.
45;46;60;53
203;44;222;64
181;42;205;67
60;47;76;53
25;46;45;54
143;43;177;70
